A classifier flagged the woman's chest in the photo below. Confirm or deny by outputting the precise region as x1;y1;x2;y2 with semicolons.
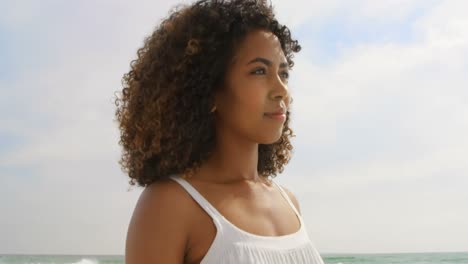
183;187;301;264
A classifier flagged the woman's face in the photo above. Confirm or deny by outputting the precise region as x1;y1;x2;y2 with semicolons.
215;29;291;144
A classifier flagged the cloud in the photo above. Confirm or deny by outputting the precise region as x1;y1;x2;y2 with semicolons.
274;0;468;253
1;0;467;255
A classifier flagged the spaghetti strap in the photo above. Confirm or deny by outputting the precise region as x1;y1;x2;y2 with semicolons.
169;175;223;221
271;180;301;217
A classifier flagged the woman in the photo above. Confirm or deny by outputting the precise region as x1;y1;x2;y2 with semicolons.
115;0;325;263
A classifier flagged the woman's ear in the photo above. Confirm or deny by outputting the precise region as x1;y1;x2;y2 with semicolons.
211;89;223;113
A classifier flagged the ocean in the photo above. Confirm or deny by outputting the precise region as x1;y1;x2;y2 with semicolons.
1;252;467;264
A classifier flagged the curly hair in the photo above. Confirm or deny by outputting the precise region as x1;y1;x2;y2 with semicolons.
114;0;301;187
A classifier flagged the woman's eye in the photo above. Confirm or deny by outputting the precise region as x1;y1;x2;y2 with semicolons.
250;68;289;80
251;68;266;75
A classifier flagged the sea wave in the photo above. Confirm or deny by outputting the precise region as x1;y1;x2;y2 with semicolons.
68;258;99;264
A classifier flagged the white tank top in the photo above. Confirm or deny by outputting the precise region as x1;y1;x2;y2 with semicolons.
169;175;325;264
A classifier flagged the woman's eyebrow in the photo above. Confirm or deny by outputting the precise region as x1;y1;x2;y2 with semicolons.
246;57;288;68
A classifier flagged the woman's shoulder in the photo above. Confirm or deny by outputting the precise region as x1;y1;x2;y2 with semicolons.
142;178;189;203
135;178;197;224
125;178;194;263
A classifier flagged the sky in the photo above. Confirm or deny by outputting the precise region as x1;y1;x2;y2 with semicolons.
1;0;467;255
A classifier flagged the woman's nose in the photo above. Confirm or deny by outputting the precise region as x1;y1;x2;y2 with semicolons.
271;76;289;101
